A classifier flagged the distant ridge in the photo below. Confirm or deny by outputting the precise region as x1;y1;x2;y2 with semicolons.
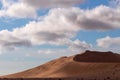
0;50;120;79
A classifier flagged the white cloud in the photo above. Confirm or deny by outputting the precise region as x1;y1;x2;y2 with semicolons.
67;39;92;51
0;0;84;18
109;0;120;8
21;0;84;9
6;3;37;18
0;5;120;52
0;0;37;18
1;0;14;8
0;30;32;53
97;36;120;48
0;0;120;25
81;5;120;30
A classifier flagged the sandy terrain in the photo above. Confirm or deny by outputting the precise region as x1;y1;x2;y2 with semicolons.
0;50;120;80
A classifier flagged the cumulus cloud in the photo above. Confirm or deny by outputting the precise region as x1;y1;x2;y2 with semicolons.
41;6;120;31
46;6;120;31
0;30;32;53
0;7;92;52
0;0;120;25
80;5;120;30
0;0;83;18
6;3;37;18
21;0;84;9
0;5;120;52
67;39;92;51
97;36;120;48
0;0;37;18
109;0;120;8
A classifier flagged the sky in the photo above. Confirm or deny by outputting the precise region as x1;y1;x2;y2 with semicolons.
0;0;120;75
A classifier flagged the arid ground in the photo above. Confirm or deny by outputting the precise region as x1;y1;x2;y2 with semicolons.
0;51;120;80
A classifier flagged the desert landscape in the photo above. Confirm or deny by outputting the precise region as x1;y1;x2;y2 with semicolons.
0;0;120;80
0;50;120;80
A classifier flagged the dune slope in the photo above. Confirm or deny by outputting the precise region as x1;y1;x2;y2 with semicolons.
1;51;120;79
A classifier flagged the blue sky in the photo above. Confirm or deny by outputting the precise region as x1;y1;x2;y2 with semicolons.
0;0;120;75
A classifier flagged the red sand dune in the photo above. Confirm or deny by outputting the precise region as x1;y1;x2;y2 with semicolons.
1;51;120;79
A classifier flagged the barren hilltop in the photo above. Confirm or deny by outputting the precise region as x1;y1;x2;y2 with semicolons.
1;50;120;79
